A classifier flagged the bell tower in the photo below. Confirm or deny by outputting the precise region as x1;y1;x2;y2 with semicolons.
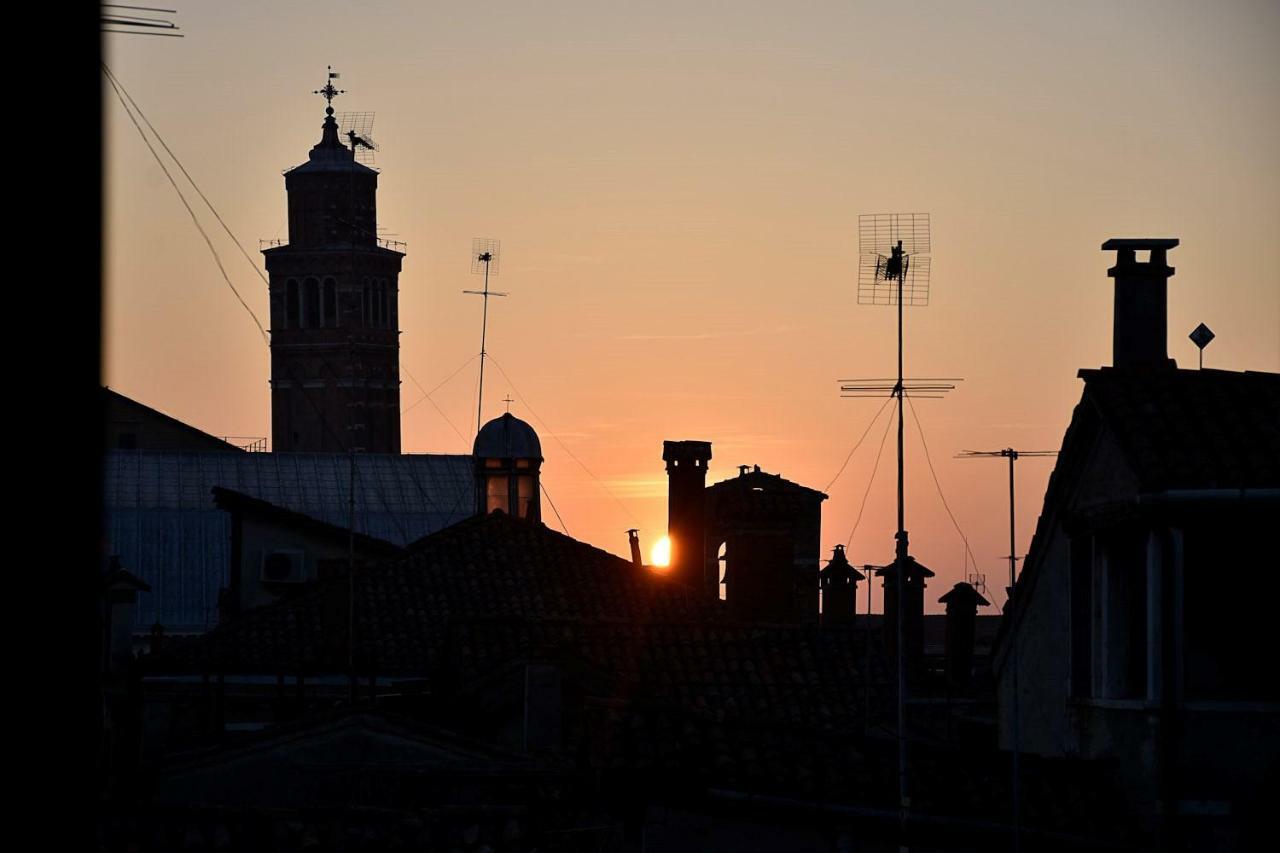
263;69;404;453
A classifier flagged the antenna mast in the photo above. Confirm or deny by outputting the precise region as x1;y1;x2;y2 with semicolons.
465;238;507;434
957;446;1057;852
843;212;943;838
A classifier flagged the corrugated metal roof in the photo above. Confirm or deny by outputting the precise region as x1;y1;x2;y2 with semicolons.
104;451;476;633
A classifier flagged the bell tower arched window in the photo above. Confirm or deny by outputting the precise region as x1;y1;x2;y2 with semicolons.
323;278;337;328
303;278;320;328
286;279;299;329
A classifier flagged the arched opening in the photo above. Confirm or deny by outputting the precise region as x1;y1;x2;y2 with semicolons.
323;278;337;328
303;278;320;328
718;541;728;601
285;279;299;329
361;278;371;328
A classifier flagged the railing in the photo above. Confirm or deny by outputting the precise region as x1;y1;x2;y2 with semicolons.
257;238;407;252
223;436;268;453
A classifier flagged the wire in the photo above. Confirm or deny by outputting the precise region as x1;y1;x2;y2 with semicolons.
905;396;980;577
824;396;893;493
102;66;268;345
846;406;896;550
540;481;570;535
485;353;640;525
103;63;271;294
401;360;473;447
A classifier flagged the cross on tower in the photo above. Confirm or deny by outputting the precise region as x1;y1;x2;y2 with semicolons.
502;395;514;413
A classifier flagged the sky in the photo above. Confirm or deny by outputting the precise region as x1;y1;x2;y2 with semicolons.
104;1;1280;612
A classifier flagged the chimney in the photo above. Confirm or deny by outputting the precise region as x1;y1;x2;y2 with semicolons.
1101;238;1179;369
663;440;712;590
627;529;643;568
819;544;865;627
875;554;934;677
939;581;990;690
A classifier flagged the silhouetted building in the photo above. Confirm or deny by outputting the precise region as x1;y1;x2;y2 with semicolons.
103;444;474;634
263;101;405;453
663;439;712;589
994;238;1280;849
706;465;828;621
474;412;542;522
104;387;244;452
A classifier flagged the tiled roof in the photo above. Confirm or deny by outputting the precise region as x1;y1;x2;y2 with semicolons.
161;511;715;673
706;468;827;501
442;618;890;733
1078;367;1280;490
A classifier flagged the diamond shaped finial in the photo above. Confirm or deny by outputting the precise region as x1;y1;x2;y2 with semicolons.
1189;322;1215;350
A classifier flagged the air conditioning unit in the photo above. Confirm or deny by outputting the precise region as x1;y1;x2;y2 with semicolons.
260;549;306;584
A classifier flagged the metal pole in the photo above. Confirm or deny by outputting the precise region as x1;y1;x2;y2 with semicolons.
895;253;909;847
476;259;490;435
1008;448;1021;853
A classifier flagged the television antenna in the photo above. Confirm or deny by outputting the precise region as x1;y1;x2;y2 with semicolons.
957;446;1056;852
338;112;379;164
101;4;183;38
464;238;507;434
844;212;945;830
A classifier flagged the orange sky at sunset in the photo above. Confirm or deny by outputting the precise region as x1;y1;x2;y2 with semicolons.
104;1;1279;612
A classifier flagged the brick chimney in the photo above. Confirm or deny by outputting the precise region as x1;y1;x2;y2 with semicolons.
1101;238;1179;369
663;440;712;589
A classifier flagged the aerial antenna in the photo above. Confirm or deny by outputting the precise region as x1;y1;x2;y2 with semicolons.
465;238;508;434
1189;322;1215;370
957;446;1057;852
338;111;379;164
842;212;947;833
101;4;183;37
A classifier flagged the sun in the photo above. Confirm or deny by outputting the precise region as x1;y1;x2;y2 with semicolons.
650;535;671;569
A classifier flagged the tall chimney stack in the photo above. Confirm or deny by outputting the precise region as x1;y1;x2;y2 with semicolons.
627;529;643;568
663;440;712;590
1101;238;1179;369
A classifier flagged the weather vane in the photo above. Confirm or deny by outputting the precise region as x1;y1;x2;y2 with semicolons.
313;66;345;112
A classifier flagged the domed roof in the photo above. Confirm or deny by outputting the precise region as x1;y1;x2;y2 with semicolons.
474;413;542;460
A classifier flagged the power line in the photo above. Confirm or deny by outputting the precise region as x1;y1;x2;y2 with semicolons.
905;396;979;577
824;396;893;493
401;360;473;448
485;352;639;526
102;65;268;345
540;480;569;535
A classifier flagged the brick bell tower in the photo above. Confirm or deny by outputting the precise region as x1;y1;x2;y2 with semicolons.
263;70;404;453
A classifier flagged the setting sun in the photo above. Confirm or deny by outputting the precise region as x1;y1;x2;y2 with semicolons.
650;535;671;569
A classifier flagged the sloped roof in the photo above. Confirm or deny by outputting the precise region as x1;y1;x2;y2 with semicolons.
994;366;1280;665
1076;367;1280;490
707;468;827;501
104;450;475;632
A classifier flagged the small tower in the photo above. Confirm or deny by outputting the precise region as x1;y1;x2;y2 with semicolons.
474;413;543;522
663;440;712;589
263;71;405;453
939;581;990;690
819;545;864;627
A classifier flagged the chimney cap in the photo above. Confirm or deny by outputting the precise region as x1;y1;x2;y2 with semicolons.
1101;238;1179;251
